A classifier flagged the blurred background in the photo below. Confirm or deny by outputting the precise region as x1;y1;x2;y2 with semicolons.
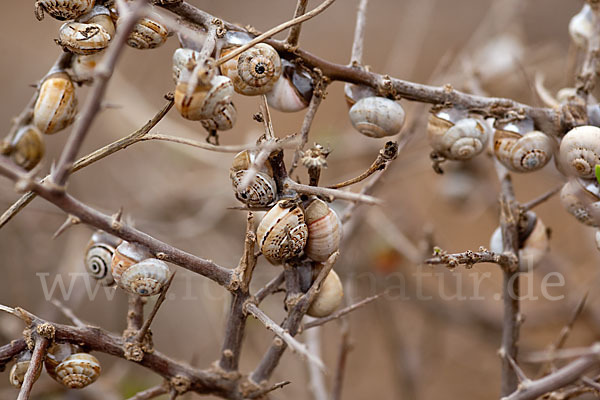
1;0;598;399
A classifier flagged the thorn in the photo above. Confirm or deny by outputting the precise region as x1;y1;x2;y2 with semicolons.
53;214;81;239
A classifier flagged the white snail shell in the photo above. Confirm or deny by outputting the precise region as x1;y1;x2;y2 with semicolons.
33;70;78;135
304;198;342;262
266;59;313;112
175;75;234;121
111;241;153;285
257;200;308;264
307;269;344;318
201;101;237;131
172;48;200;83
560;178;600;227
428;113;489;160
10;125;44;171
55;353;101;389
71;52;104;82
559;125;600;179
220;43;282;96
348;97;405;138
569;4;594;48
85;230;121;286
57;7;115;55
344;83;377;108
494;129;555;172
35;0;95;21
120;258;170;296
231;170;277;207
9;352;41;388
126;17;169;49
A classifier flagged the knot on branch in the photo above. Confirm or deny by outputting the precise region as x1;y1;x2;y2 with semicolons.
378;74;397;99
123;328;154;362
36;323;55;340
170;374;192;394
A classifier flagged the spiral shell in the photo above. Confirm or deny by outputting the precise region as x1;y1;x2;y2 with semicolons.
55;353;101;389
560;178;600;227
10;125;44;171
428;113;489;160
33;70;78;135
71;52;104;82
257;201;308;264
175;75;234;121
569;4;594;48
304;198;342;262
126;17;169;49
172;48;200;83
494;129;555;172
231;170;277;207
9;352;41;388
348;97;405;138
559;125;600;179
119;258;170;296
85;230;121;286
307;269;344;318
111;241;153;285
266;59;313;112
201;101;237;131
220;43;282;96
34;0;95;21
58;22;112;55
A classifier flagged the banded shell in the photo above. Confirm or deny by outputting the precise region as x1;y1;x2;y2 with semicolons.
120;258;170;296
304;198;342;262
348;97;405;138
33;70;78;135
35;0;95;21
220;43;282;96
559;125;600;179
85;230;121;286
71;52;104;82
257;200;308;264
569;4;594;48
172;48;200;83
126;17;169;49
55;353;101;389
175;75;234;121
44;343;78;382
307;269;344;318
10;125;44;171
560;178;600;227
57;21;112;55
427;112;489;160
494;129;555;172
9;352;41;388
201;101;237;131
231;170;277;207
111;241;153;285
266;59;313;113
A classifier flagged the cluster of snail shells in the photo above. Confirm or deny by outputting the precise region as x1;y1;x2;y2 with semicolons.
349;96;406;138
560;178;600;227
230;150;278;207
57;5;116;55
84;230;122;286
35;0;95;21
558;125;600;179
307;268;344;318
220;43;282;96
427;108;489;161
489;211;549;271
111;241;171;296
266;59;314;113
33;68;78;135
493;120;555;172
9;351;41;388
45;343;101;389
7;125;45;171
569;4;594;48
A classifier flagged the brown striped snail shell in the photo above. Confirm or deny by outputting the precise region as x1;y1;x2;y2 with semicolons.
71;52;104;82
257;200;308;264
175;75;234;121
569;4;594;48
304;198;342;262
35;0;95;21
559;125;600;179
85;230;121;286
126;17;169;49
44;343;77;382
9;125;44;171
201;101;237;132
220;43;282;96
493;122;555;172
427;110;489;160
560;178;600;227
120;258;170;296
266;59;313;113
33;69;78;135
231;170;277;207
307;269;344;318
172;48;200;83
111;241;153;285
9;351;41;388
348;97;405;138
55;353;101;389
57;6;115;55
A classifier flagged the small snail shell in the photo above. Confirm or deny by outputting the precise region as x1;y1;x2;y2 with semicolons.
266;59;313;113
489;212;549;271
175;75;234;121
34;0;95;21
559;125;600;179
428;112;489;160
10;125;44;171
9;352;41;388
55;353;101;389
71;52;104;82
348;97;405;138
494;129;555;172
344;83;377;108
569;5;594;48
85;230;121;286
560;178;600;227
220;43;282;96
126;17;169;49
172;48;200;83
119;258;170;296
307;269;344;318
231;170;278;207
304;198;342;262
33;70;78;135
201;101;237;132
257;200;308;264
58;22;112;55
111;241;153;285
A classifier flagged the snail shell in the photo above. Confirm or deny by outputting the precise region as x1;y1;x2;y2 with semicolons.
201;101;237;131
33;70;78;135
231;170;277;207
111;241;153;285
10;125;44;171
307;269;344;318
175;75;234;121
427;113;489;160
348;97;405;138
489;212;549;271
71;52;104;82
304;198;342;262
494;129;555;172
559;125;600;179
34;0;95;21
344;83;377;108
220;43;282;96
85;230;121;286
266;59;313;112
569;4;594;48
55;353;101;389
57;7;115;55
257;200;308;264
9;352;41;388
126;17;169;49
560;178;600;227
172;48;200;83
119;258;170;296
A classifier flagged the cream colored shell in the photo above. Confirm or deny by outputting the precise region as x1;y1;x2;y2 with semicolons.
231;170;277;207
33;71;78;135
304;198;342;262
257;201;308;264
120;258;170;296
494;129;555;172
175;75;234;121
9;352;41;388
201;101;237;131
58;21;112;55
569;5;594;48
35;0;95;21
10;125;44;171
55;353;101;389
348;97;405;138
307;269;344;317
220;43;282;96
72;52;104;82
344;83;377;108
111;241;153;285
127;17;169;49
559;125;600;179
560;178;600;227
266;59;313;113
172;48;200;83
427;114;488;160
